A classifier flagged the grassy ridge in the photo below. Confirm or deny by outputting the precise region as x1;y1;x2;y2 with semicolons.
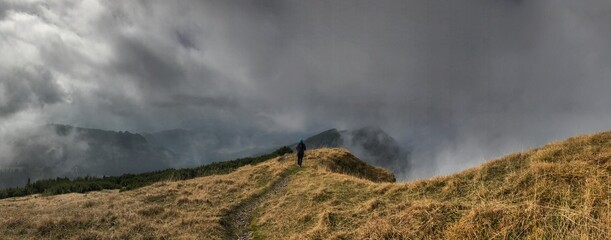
1;131;610;239
0;150;300;239
0;146;292;199
254;136;611;239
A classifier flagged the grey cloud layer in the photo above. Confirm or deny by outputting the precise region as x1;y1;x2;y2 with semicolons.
1;0;611;179
0;67;65;117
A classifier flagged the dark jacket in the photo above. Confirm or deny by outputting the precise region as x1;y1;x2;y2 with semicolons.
296;142;306;154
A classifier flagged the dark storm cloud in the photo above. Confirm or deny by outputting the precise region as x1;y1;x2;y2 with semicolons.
112;36;186;90
175;30;199;51
1;0;611;180
0;67;65;117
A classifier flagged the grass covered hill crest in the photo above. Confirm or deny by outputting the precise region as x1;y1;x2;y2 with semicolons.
0;131;610;239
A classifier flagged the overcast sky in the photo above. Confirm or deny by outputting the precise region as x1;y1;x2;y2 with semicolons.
1;0;611;178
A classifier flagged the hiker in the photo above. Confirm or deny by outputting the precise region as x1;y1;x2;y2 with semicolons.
296;139;306;167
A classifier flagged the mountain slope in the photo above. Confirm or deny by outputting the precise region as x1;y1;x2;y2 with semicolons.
256;133;611;239
299;127;411;178
0;148;393;239
0;131;610;239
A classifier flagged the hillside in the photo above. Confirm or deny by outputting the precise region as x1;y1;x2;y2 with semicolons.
1;132;610;239
297;127;411;178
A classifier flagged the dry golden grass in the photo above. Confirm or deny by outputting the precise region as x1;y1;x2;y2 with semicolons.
1;132;610;239
0;157;297;239
253;134;611;239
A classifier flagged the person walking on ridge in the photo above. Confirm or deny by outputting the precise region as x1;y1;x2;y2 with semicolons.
296;139;306;167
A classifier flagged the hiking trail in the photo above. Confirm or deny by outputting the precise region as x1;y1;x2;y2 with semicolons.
223;166;297;240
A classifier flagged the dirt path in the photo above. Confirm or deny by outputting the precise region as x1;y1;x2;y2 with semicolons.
223;168;296;240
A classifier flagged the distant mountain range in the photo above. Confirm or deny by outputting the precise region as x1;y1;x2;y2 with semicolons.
0;125;410;188
0;124;175;189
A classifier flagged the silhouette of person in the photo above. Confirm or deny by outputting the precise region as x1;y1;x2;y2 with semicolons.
296;139;306;167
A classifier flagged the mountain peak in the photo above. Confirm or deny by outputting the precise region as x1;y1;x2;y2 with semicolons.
302;128;342;148
300;126;410;178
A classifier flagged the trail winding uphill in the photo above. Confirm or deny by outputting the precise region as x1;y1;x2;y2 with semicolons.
223;164;297;240
1;134;610;239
